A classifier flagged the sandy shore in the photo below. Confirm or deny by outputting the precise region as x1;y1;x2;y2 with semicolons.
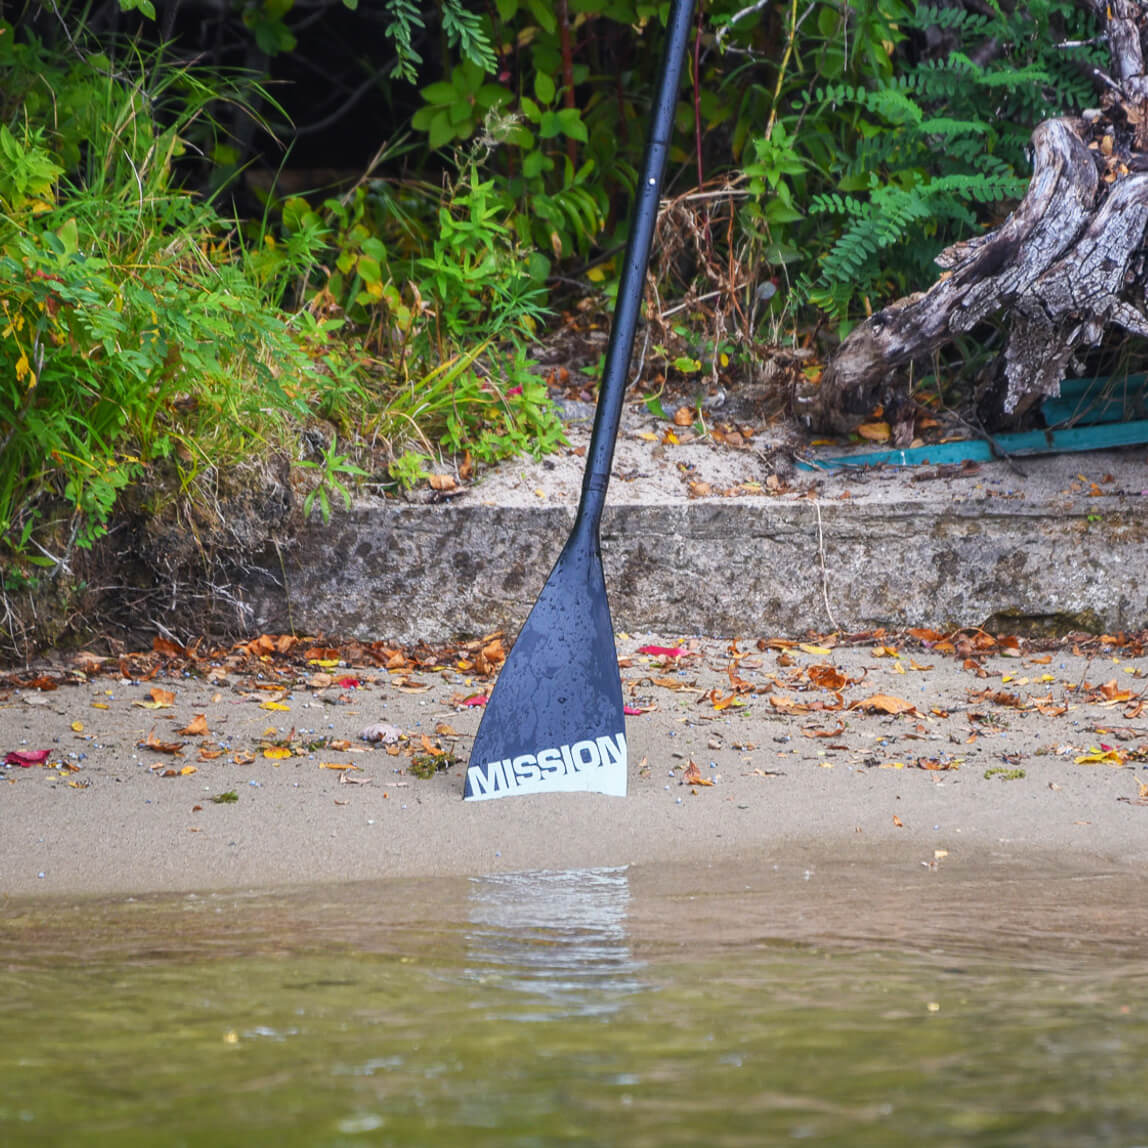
3;630;1147;899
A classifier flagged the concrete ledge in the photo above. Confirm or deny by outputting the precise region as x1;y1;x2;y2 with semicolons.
245;442;1148;641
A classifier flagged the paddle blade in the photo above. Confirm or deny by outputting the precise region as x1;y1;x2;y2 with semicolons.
464;536;626;801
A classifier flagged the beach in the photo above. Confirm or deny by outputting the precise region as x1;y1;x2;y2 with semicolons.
3;629;1146;900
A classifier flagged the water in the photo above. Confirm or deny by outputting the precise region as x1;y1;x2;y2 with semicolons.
3;855;1147;1146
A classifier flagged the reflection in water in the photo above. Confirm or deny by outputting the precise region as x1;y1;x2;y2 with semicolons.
465;866;646;1020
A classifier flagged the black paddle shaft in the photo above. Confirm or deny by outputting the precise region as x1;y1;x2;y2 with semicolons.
574;0;696;538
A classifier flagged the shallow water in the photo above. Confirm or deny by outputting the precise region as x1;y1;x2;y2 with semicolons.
2;854;1147;1147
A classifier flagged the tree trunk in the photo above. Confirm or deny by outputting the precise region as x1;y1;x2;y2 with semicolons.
803;0;1148;436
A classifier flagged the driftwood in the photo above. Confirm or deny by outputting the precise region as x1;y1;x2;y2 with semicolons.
803;0;1148;435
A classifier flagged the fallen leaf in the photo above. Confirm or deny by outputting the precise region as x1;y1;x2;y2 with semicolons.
850;694;917;715
673;405;694;426
179;765;197;776
916;757;959;771
893;814;904;827
802;722;846;739
70;720;84;733
682;760;714;786
428;473;457;491
141;729;185;754
260;700;291;711
434;721;459;737
179;714;209;736
150;687;175;706
807;664;849;690
263;746;292;760
1075;746;1125;765
800;643;833;656
908;627;946;642
858;421;891;442
319;762;360;771
212;790;239;804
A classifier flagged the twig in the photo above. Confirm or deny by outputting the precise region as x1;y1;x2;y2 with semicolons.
715;0;772;47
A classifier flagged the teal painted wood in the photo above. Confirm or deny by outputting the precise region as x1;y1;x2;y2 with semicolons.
1042;374;1147;428
797;419;1148;470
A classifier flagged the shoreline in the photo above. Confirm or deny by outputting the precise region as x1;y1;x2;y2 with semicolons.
3;631;1147;901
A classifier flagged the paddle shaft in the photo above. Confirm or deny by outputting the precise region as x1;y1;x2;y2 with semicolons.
575;0;696;536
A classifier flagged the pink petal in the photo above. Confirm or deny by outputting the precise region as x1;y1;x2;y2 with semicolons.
5;749;50;767
638;645;684;658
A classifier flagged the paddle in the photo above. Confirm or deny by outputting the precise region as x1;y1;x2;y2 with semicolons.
464;0;696;801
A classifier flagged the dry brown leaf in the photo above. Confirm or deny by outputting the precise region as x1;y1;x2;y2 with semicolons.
141;728;185;754
178;713;209;736
682;760;714;786
673;405;694;426
802;722;846;739
769;694;810;715
807;664;848;691
428;473;457;491
892;814;904;827
850;694;917;715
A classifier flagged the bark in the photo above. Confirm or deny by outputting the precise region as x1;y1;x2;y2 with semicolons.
803;3;1148;435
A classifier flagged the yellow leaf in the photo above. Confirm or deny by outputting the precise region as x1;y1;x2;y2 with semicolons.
261;700;291;711
263;747;292;759
179;765;198;776
70;720;84;733
636;431;658;441
799;644;832;656
90;702;109;709
1074;746;1125;765
857;421;891;442
308;658;341;668
319;762;360;771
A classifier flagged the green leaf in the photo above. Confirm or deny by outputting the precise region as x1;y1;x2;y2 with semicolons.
420;81;458;106
427;110;456;149
526;0;557;33
556;108;588;142
522;149;552;177
534;71;556;105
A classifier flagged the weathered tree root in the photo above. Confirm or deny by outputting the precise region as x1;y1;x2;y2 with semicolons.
802;113;1148;435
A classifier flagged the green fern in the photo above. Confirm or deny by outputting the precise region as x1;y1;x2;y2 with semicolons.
786;0;1105;324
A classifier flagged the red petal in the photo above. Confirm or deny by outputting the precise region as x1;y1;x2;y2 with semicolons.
463;694;488;707
637;645;684;657
5;749;50;767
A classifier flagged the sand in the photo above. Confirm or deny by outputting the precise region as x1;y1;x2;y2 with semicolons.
2;630;1147;901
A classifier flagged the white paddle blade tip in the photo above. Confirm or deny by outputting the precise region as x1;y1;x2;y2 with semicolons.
463;731;627;801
